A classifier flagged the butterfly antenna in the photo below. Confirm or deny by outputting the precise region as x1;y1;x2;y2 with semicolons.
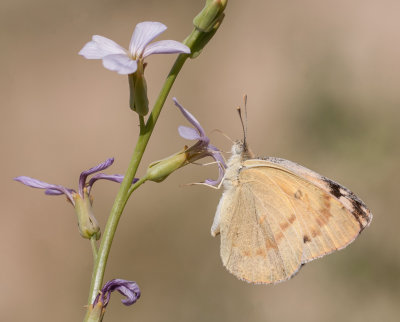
243;94;248;138
237;94;248;147
236;106;247;147
210;129;235;144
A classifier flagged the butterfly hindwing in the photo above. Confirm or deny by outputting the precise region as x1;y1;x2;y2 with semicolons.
217;168;304;284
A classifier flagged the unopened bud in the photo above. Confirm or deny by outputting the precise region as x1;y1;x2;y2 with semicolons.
189;0;227;58
193;0;227;32
73;189;101;240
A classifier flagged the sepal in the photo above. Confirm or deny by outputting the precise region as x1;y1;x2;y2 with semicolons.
146;148;189;182
73;189;101;240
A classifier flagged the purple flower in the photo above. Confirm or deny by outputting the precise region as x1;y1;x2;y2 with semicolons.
14;158;135;205
14;158;138;239
173;97;227;186
94;279;141;308
79;21;190;75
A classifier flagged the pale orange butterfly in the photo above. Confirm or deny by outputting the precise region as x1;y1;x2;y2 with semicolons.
211;97;372;284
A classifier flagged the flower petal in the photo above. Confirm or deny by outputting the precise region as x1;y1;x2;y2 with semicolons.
142;40;190;58
129;21;167;57
208;144;227;169
14;176;75;203
102;54;138;74
45;187;75;196
14;176;55;189
86;174;139;193
173;97;207;141
94;279;141;308
119;285;140;305
204;144;226;186
178;126;201;140
79;35;127;59
45;189;64;195
79;158;114;196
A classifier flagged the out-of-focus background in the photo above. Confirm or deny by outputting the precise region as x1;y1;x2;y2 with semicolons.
1;0;399;321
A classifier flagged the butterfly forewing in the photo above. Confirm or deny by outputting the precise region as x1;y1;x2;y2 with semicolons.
245;158;372;229
243;158;372;264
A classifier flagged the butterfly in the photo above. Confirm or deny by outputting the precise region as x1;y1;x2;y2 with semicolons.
211;100;373;284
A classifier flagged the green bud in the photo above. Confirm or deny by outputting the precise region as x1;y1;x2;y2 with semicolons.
193;0;227;32
190;16;224;59
188;0;227;59
146;148;189;183
129;61;149;116
73;189;101;240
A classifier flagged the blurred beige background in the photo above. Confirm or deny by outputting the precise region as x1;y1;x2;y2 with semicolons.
1;0;399;321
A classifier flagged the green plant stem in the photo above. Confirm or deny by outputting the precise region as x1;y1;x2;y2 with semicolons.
84;28;205;320
86;175;147;305
90;236;98;261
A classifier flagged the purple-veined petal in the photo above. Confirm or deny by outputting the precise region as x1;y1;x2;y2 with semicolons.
208;144;227;169
173;97;207;141
45;189;64;195
142;40;190;58
129;21;167;57
86;173;139;194
45;187;75;196
14;176;56;189
172;98;227;187
79;35;127;59
14;176;75;203
178;126;201;140
94;279;141;308
204;145;226;187
118;282;140;306
102;54;138;74
79;158;114;196
204;159;225;186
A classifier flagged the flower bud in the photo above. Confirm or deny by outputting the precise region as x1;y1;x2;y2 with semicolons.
146;148;189;182
73;189;101;240
193;0;227;32
189;0;227;59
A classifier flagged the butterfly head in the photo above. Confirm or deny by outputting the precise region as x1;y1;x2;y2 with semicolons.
232;140;254;160
232;140;245;155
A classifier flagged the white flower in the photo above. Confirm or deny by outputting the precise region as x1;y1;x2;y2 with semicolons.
79;21;190;75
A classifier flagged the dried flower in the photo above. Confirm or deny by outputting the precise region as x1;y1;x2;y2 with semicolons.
14;158;138;239
94;279;141;308
86;279;140;321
